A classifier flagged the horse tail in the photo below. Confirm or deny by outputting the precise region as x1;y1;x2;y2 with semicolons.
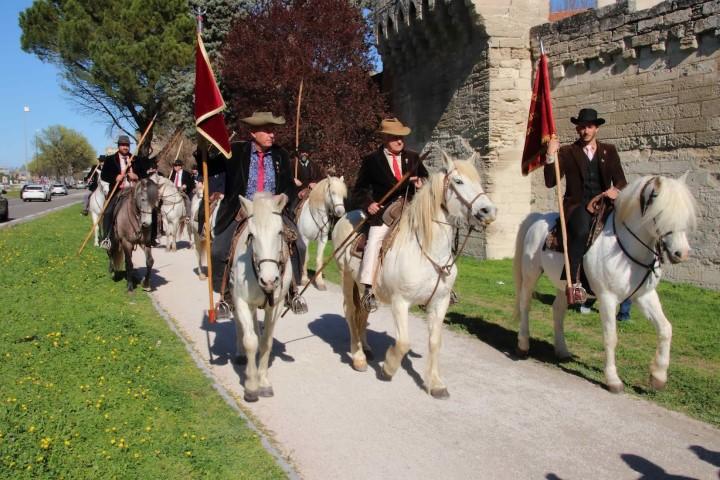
112;244;124;272
513;213;542;319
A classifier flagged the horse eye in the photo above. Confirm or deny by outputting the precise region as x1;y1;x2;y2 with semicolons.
453;178;464;185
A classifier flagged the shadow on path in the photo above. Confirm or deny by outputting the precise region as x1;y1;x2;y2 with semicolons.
621;453;699;480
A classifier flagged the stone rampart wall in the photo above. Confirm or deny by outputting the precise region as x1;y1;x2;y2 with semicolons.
531;0;720;288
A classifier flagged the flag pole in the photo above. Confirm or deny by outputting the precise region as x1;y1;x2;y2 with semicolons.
77;113;157;255
294;78;304;181
174;137;185;162
540;39;573;293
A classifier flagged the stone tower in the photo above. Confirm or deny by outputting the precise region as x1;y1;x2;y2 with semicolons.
374;0;549;258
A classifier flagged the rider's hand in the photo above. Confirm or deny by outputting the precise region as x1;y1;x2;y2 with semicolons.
410;176;423;188
308;182;317;189
115;174;124;183
604;186;620;200
368;202;380;215
545;136;560;164
293;178;302;187
127;172;139;182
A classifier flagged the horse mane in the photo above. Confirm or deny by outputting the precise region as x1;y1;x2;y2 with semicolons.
308;177;347;210
395;172;445;247
615;175;697;233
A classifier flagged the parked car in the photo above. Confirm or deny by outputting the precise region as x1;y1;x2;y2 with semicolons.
51;183;68;196
21;184;52;202
0;188;8;222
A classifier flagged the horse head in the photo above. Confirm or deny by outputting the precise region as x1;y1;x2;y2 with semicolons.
616;174;697;264
135;178;159;230
239;193;288;296
439;150;497;229
325;175;347;217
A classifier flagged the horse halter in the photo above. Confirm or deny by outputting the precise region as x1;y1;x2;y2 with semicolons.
443;168;489;223
246;212;289;286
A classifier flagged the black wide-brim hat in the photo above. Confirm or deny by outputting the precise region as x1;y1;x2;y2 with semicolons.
571;108;605;126
173;159;184;166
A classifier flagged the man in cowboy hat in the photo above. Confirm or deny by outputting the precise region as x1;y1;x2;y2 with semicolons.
169;158;195;220
202;111;307;313
288;142;326;218
352;117;429;312
545;107;627;302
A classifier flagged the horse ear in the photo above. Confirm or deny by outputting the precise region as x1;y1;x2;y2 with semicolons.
467;151;479;163
339;175;344;182
239;195;253;215
274;193;288;211
327;174;331;181
679;170;690;183
440;149;454;173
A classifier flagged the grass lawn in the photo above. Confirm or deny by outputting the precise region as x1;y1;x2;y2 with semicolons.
0;206;285;478
308;240;720;427
4;190;21;199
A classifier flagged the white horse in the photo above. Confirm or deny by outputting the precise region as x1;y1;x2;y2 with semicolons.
296;176;347;290
89;180;109;247
514;174;697;393
230;192;293;402
189;187;222;280
332;152;497;398
152;174;187;252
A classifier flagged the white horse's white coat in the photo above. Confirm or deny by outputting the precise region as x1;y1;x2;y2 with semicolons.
89;180;109;247
189;188;222;280
333;152;497;398
296;176;347;290
514;174;696;392
153;174;187;251
231;193;293;402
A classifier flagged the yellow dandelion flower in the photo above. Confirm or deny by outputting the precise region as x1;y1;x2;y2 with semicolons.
184;451;192;457
39;437;51;449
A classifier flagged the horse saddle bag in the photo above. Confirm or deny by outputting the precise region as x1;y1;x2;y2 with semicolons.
382;198;405;227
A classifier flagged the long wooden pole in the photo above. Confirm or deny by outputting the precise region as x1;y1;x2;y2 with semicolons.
199;137;216;323
294;78;304;181
174;138;185;162
281;159;425;318
553;143;573;292
77;114;157;255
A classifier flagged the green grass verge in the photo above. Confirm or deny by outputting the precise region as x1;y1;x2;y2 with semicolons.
4;190;21;199
0;206;285;478
308;241;720;427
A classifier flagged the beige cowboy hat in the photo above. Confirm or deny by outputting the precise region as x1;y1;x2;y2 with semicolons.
240;111;286;127
377;117;411;136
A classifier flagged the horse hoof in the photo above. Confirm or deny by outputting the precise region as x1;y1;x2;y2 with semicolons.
515;347;529;359
379;365;393;381
650;375;667;391
235;355;247;365
258;386;274;398
199;274;207;281
607;382;624;394
430;387;450;399
316;283;327;291
352;359;367;372
244;390;259;403
142;282;151;292
556;352;573;363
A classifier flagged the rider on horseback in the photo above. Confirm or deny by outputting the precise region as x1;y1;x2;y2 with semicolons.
81;155;104;216
545;108;627;303
288;143;325;220
99;135;155;250
200;111;308;314
353;118;428;312
169;158;195;223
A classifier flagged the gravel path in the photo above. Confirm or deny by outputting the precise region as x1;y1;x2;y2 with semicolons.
134;240;720;480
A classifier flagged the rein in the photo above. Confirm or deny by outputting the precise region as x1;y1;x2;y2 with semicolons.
246;212;289;308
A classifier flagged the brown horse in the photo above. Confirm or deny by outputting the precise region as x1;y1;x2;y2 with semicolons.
108;178;160;292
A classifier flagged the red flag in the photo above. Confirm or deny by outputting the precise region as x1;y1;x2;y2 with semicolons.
521;54;556;176
195;32;232;159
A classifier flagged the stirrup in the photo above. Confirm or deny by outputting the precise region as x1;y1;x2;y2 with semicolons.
81;209;89;216
286;293;308;315
360;290;378;313
100;238;112;251
214;299;233;319
566;283;587;305
449;289;459;305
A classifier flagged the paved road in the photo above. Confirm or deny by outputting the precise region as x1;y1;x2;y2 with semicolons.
131;238;720;480
1;190;85;228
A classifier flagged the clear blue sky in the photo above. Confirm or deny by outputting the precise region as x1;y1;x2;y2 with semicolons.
0;1;114;170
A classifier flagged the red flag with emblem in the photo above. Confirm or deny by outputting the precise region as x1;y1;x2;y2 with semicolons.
195;32;232;159
521;54;556;176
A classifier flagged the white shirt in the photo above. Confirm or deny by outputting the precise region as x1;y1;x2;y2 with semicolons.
583;143;596;161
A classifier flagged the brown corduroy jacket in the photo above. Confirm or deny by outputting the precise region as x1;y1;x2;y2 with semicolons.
544;140;627;216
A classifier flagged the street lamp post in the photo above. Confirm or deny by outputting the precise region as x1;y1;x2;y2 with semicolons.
23;106;30;175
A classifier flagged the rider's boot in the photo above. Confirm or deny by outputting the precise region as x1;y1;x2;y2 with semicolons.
360;284;378;313
285;284;308;315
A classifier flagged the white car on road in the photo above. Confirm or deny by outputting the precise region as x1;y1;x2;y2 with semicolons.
51;183;68;195
21;184;52;202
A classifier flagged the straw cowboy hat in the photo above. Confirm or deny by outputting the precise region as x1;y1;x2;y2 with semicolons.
240;111;286;127
377;118;411;136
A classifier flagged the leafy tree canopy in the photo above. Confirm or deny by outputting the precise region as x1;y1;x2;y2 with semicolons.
19;0;195;147
222;0;388;178
28;125;96;178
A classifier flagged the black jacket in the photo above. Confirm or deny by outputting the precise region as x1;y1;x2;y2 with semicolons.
100;153;153;192
169;169;196;195
206;141;293;235
352;147;428;225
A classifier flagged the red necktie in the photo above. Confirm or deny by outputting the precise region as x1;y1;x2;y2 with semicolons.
175;172;181;187
391;152;402;181
256;150;265;192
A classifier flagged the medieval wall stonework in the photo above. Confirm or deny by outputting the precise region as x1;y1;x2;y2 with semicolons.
531;0;720;288
374;0;548;258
